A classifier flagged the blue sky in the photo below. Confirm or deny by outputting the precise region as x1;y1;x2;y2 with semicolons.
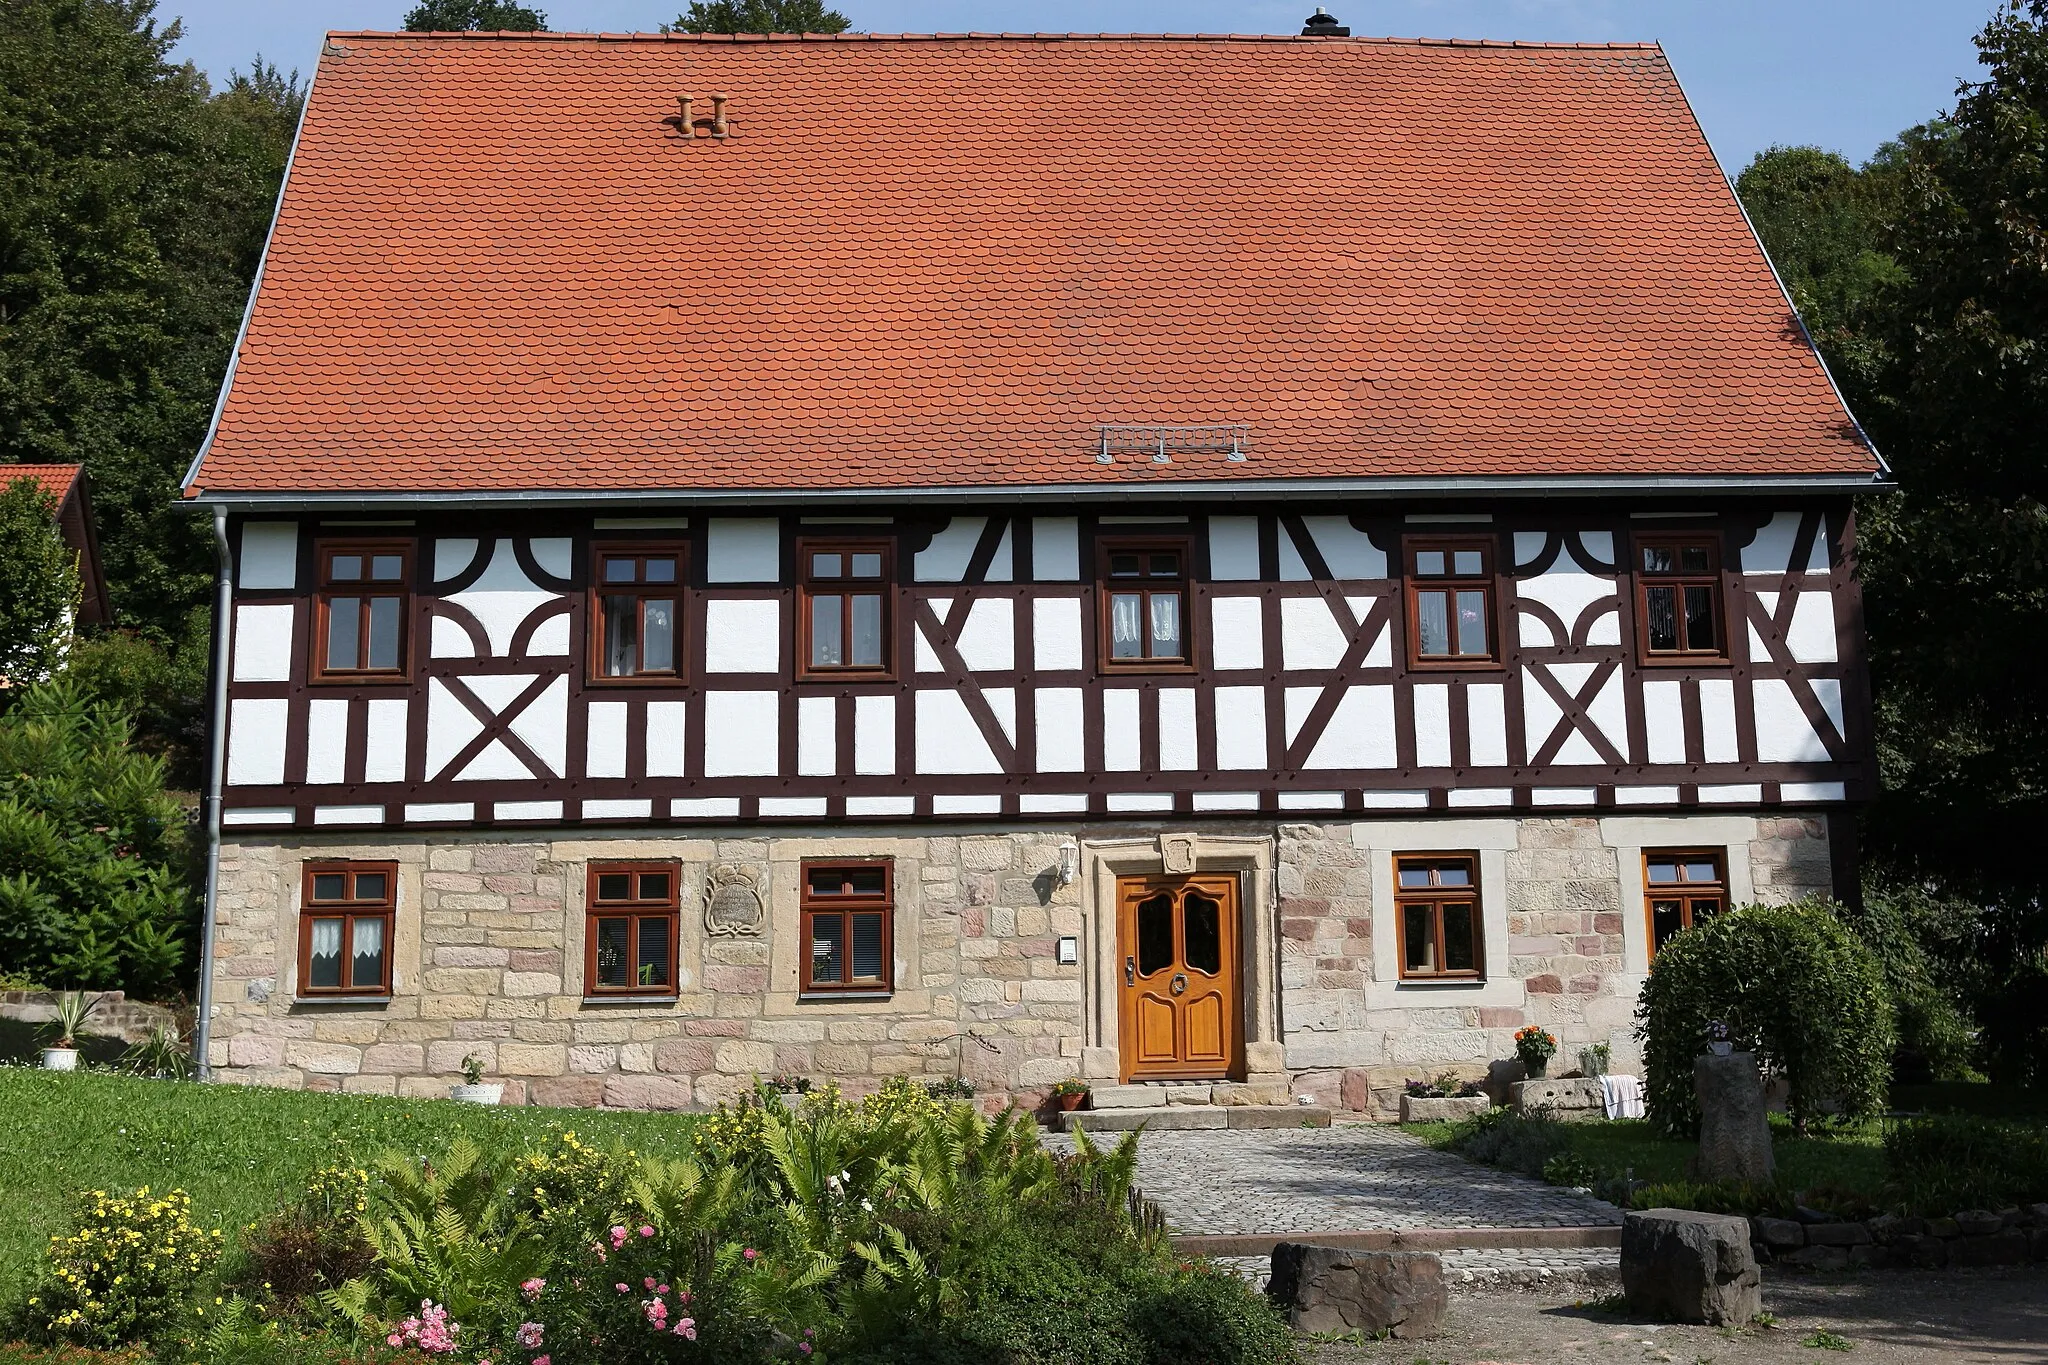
160;0;1991;171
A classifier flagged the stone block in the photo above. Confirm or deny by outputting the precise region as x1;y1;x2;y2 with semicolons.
602;1074;696;1111
1949;1230;2030;1267
653;1039;716;1074
1892;1234;1947;1268
1777;1245;1849;1271
1214;1081;1293;1107
1752;1217;1804;1250
714;1040;777;1075
529;1074;606;1109
1058;1107;1226;1132
1266;1246;1445;1339
1803;1222;1871;1248
1692;1053;1773;1185
497;1043;567;1076
1228;1105;1331;1129
1398;1094;1491;1124
1510;1077;1605;1121
360;1043;426;1075
227;1033;286;1069
1621;1209;1762;1327
284;1041;362;1076
1090;1084;1168;1109
1954;1210;2006;1238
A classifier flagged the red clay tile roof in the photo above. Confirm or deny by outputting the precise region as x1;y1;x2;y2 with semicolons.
6;464;80;505
187;32;1878;497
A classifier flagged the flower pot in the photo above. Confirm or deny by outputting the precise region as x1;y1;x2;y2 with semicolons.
776;1090;808;1109
40;1047;79;1072
1056;1092;1087;1112
1520;1056;1550;1079
450;1083;503;1105
1579;1049;1609;1078
1708;1041;1734;1057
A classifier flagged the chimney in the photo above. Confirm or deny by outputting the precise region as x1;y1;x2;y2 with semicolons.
1301;8;1349;36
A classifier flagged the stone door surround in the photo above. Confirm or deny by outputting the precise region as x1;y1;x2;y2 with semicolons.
1080;834;1282;1083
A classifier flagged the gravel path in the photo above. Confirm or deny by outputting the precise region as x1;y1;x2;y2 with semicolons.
1047;1122;1623;1235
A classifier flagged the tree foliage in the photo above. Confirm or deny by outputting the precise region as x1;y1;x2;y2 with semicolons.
0;476;80;686
1636;899;1894;1136
0;0;300;640
0;679;195;996
402;0;547;31
1735;1;2048;1086
669;0;851;35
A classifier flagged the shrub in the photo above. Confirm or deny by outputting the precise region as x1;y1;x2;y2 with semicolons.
1636;898;1894;1135
0;680;196;996
1839;878;1981;1083
0;477;80;689
1129;1262;1295;1365
1882;1114;2048;1214
27;1187;223;1348
1445;1108;1573;1179
233;1167;373;1307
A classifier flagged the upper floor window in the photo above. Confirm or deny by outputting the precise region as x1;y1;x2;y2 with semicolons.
1645;851;1726;957
300;861;395;997
315;541;410;681
1637;536;1725;662
801;861;893;994
1101;538;1190;669
1394;854;1483;980
1405;537;1497;666
587;862;680;996
799;540;891;677
592;544;683;682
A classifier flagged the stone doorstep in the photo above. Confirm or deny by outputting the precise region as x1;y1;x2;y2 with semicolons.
1056;1104;1332;1133
1175;1226;1624;1258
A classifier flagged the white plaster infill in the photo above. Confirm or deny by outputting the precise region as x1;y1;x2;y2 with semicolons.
1351;818;1526;1010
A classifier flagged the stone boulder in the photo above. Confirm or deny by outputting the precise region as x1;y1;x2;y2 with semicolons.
1267;1245;1446;1339
1510;1076;1607;1122
1621;1209;1763;1326
1692;1053;1773;1185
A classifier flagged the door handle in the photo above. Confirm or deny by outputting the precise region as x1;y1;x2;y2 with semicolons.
1170;972;1188;996
1125;956;1135;987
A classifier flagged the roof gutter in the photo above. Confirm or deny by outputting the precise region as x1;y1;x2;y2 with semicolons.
184;471;1888;514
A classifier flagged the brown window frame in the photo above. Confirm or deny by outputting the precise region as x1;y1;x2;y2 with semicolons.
312;539;414;684
298;860;397;998
796;538;895;681
1643;850;1727;959
588;541;688;686
1634;533;1729;665
1097;535;1195;673
585;862;682;997
799;860;895;995
1404;535;1501;670
1393;853;1485;981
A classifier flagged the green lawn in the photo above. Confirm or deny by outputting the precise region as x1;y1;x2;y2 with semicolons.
0;1068;702;1306
1407;1114;1887;1204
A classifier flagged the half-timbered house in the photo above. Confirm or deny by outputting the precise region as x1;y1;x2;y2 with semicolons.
184;26;1881;1117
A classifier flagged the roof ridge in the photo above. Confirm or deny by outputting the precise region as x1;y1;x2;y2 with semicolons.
327;30;1662;51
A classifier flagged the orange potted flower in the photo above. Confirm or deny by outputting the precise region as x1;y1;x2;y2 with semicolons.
1050;1078;1091;1112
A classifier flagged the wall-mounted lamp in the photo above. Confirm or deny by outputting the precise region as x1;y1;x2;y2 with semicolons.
1057;840;1080;886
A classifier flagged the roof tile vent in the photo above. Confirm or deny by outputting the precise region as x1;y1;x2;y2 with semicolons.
1302;9;1350;36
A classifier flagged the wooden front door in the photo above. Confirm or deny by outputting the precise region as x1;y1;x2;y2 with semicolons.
1115;873;1242;1082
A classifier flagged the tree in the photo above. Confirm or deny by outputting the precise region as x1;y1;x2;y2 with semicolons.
669;0;850;35
1636;900;1894;1136
403;0;547;30
0;679;193;996
0;477;80;686
0;1;300;641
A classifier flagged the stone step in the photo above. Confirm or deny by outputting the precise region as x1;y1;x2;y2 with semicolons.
1089;1083;1214;1109
1054;1104;1331;1132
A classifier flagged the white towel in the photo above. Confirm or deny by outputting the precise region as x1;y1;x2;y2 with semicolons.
1601;1073;1645;1120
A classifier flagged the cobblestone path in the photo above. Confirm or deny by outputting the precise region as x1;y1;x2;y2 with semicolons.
1047;1122;1624;1234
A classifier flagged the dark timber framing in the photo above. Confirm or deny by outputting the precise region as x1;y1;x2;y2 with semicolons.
220;503;1874;827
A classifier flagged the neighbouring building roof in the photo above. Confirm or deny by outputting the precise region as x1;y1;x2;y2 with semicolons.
4;463;111;624
185;31;1880;500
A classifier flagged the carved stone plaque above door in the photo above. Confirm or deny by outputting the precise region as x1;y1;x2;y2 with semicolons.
1160;833;1199;875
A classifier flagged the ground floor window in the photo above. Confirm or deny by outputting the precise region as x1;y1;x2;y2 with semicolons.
586;862;680;995
801;861;893;994
1644;850;1727;956
1394;853;1484;979
300;861;396;996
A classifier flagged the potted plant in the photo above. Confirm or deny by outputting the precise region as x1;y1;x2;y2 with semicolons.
1579;1043;1612;1078
769;1073;812;1108
40;991;105;1071
1050;1077;1090;1112
450;1054;502;1105
1397;1071;1490;1123
1514;1025;1558;1079
1705;1020;1734;1057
